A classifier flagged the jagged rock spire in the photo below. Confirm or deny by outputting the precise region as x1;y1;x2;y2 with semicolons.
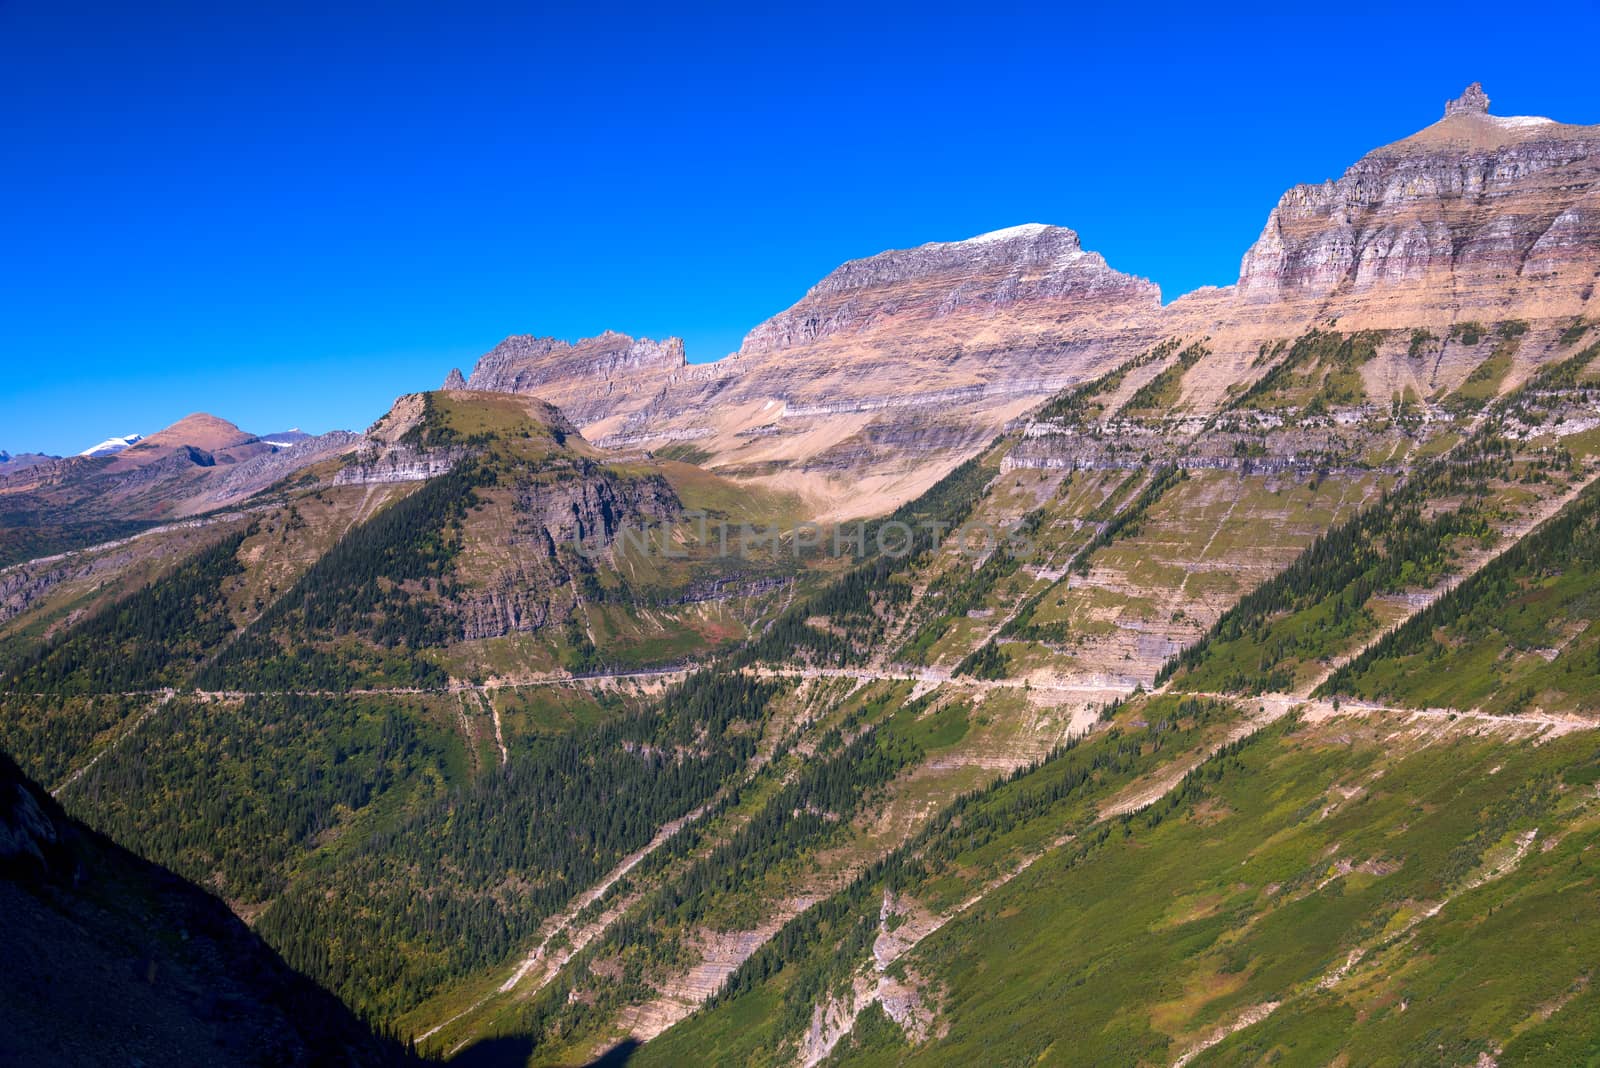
1445;82;1490;118
443;367;467;390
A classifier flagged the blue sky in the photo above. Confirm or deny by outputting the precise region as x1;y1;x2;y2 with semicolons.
3;1;1598;455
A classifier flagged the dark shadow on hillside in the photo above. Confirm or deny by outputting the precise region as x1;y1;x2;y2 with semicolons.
448;1035;537;1068
583;1038;641;1066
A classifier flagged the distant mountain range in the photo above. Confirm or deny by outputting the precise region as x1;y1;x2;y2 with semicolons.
0;414;362;567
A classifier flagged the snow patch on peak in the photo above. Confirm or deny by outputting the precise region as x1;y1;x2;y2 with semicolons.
1489;115;1556;129
958;223;1057;246
79;433;144;457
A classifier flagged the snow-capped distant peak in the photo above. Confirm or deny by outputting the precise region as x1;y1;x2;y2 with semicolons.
79;433;144;457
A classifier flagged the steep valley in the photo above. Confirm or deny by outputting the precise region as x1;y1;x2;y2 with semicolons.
4;84;1600;1066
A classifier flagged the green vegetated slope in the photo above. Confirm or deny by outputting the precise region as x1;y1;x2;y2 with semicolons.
641;709;1600;1068
404;330;1600;1053
259;672;783;1018
0;750;425;1066
1324;474;1600;714
631;695;1250;1065
1165;342;1600;696
0;391;823;1023
5;528;253;694
69;693;468;906
7;316;1600;1065
28;669;775;1023
1120;340;1211;414
1234;329;1384;413
428;680;958;1056
740;441;1005;667
400;663;1105;1060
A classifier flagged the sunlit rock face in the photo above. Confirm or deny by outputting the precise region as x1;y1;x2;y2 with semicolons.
1236;84;1600;325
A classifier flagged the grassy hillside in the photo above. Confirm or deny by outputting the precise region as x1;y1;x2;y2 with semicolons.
6;322;1600;1063
639;710;1600;1067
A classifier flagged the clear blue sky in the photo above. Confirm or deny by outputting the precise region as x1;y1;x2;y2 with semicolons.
3;1;1597;455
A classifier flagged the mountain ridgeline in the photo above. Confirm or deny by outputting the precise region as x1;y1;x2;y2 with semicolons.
3;85;1600;1065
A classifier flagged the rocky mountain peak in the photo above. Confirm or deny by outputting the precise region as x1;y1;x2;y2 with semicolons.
738;223;1159;356
443;367;468;390
799;223;1094;301
1235;89;1600;321
1445;81;1490;117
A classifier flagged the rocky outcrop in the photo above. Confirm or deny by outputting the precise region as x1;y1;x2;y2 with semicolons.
0;543;143;627
332;443;463;486
466;331;691;426
1445;82;1491;117
443;367;468;390
459;566;559;641
470;331;687;392
516;470;679;550
458;469;682;641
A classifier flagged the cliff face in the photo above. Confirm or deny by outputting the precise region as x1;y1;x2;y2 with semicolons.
1235;83;1600;324
738;223;1160;355
466;330;691;426
459;469;681;641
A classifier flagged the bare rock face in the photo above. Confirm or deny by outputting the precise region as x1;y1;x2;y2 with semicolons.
739;223;1160;354
458;471;680;641
470;331;687;391
466;331;689;425
331;445;460;486
443;367;468;390
1235;84;1600;325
